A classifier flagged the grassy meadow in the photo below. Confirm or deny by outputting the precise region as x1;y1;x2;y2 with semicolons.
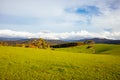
0;44;120;80
55;44;120;55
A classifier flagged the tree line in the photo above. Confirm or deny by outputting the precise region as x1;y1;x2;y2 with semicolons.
51;40;95;48
51;42;84;48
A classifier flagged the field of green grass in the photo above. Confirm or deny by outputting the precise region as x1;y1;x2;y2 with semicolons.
0;44;120;80
54;44;120;55
95;44;120;55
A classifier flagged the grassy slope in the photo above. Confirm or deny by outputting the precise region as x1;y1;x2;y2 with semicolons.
95;44;120;55
54;44;120;55
0;45;120;80
54;45;93;53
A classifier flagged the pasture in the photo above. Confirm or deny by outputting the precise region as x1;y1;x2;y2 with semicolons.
0;44;120;80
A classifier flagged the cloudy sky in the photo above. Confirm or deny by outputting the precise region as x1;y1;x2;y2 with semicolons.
0;0;120;40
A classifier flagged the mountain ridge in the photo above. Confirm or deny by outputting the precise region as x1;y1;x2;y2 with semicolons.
0;37;120;44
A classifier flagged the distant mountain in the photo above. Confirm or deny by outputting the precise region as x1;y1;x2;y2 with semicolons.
20;38;120;45
0;37;26;41
45;39;66;45
78;38;120;44
0;37;120;45
0;37;66;45
17;39;66;45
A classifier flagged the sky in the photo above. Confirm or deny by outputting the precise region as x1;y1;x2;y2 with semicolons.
0;0;120;40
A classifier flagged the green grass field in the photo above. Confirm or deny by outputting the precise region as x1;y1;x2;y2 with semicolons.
54;44;120;55
0;44;120;80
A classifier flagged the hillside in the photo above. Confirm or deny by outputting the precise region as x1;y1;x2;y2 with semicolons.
95;44;120;55
0;45;120;80
0;38;66;46
78;38;120;44
54;44;120;55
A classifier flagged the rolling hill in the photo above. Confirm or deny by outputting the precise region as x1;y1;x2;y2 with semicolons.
0;44;120;80
54;44;120;55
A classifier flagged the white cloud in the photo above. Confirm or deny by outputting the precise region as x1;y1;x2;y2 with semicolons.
0;0;120;33
0;0;65;17
0;29;120;40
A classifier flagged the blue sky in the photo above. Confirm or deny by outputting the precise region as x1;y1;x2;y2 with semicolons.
0;0;120;39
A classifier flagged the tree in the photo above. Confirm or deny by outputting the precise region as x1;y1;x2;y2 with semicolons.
84;40;95;45
30;38;49;49
84;40;95;53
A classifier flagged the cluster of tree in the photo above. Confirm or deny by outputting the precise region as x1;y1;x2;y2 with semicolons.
25;38;49;48
51;42;84;48
0;38;49;49
84;40;95;48
84;40;95;53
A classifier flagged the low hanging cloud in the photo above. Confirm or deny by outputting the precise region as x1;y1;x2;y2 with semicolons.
0;29;120;40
